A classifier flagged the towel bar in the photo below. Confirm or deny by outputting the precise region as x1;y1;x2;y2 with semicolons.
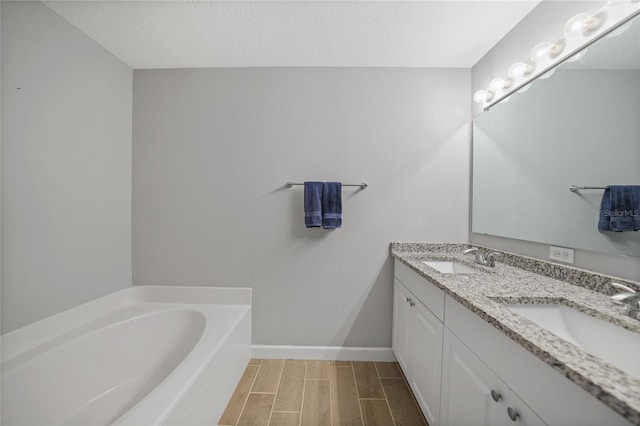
286;182;368;189
569;185;608;192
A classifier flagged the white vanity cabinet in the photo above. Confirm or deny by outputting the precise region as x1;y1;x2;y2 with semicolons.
441;328;546;426
392;259;630;426
393;261;445;426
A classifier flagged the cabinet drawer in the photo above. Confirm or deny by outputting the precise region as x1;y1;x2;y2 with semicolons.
394;260;445;320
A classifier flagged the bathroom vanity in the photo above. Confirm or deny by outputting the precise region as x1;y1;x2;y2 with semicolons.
391;243;640;426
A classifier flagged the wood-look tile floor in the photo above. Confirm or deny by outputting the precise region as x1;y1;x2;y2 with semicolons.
218;359;428;426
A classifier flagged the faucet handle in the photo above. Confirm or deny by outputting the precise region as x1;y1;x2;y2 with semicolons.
485;252;502;267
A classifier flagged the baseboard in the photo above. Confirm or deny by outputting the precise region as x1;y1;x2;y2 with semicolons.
251;345;396;361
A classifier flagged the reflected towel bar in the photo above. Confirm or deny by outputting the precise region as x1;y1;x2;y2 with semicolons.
286;182;368;189
569;185;608;192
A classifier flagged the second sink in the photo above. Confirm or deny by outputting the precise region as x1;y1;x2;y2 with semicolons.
506;303;640;380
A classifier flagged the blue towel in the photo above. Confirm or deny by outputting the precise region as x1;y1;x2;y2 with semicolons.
322;182;342;229
598;187;612;232
304;182;323;228
600;185;640;232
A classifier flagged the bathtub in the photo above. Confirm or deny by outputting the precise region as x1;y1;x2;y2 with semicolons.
1;286;251;426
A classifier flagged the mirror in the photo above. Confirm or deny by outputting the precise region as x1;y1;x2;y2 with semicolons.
472;15;640;256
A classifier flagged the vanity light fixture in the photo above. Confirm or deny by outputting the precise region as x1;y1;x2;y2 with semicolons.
474;0;639;106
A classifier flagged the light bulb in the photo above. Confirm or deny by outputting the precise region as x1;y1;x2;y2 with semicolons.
582;12;606;35
548;38;566;58
530;39;566;61
489;77;512;92
508;61;535;78
564;13;590;36
530;42;551;61
564;12;606;36
473;90;488;104
473;90;496;104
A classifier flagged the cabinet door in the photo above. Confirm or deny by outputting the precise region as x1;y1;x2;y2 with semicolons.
441;329;505;426
409;299;443;426
392;279;412;373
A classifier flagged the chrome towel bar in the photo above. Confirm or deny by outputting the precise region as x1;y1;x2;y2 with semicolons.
286;182;368;189
569;185;608;192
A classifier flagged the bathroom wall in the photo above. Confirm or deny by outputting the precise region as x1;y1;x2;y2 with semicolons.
1;1;133;332
471;0;640;282
133;68;471;347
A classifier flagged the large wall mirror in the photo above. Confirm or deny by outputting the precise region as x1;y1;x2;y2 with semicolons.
472;13;640;257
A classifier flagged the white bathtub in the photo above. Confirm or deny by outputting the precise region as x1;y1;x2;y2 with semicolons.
1;286;251;426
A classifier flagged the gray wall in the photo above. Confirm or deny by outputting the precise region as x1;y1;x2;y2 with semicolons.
133;68;471;346
471;0;640;282
1;1;133;332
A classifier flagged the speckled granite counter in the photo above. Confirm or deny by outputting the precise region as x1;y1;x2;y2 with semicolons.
391;242;640;424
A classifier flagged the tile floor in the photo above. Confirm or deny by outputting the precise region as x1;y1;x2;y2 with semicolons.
218;359;428;426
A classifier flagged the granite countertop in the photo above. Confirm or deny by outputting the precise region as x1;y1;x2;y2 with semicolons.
391;243;640;425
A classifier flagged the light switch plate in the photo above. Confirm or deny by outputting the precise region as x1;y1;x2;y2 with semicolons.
550;246;574;264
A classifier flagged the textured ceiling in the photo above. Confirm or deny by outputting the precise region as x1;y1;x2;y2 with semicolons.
43;1;541;69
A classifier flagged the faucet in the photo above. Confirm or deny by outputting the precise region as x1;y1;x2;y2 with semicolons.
463;247;502;267
610;283;640;321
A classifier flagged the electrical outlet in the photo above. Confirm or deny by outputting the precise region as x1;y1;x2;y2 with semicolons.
550;246;574;264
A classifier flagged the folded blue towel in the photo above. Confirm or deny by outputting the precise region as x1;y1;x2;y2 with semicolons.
304;182;323;228
322;182;342;229
599;185;640;232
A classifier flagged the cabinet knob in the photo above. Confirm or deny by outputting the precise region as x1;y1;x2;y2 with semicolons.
409;301;415;307
490;389;502;402
406;297;411;303
507;407;520;422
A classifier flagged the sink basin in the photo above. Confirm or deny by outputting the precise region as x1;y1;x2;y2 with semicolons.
422;261;480;274
506;304;640;379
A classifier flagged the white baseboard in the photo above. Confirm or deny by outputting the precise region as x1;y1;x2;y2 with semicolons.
252;345;396;361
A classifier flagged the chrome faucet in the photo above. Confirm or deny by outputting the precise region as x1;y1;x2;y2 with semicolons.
610;283;640;321
463;247;502;267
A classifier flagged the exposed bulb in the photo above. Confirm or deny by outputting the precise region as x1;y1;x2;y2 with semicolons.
582;12;606;35
530;42;552;61
548;38;566;58
564;11;606;36
508;61;535;78
489;77;512;92
473;90;489;104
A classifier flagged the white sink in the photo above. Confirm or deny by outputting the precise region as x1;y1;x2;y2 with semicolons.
506;304;640;380
422;261;480;274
